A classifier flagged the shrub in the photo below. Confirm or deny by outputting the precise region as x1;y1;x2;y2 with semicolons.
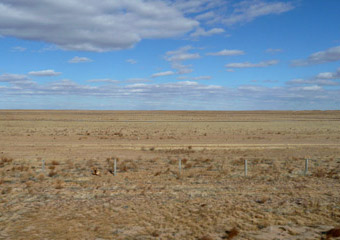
51;160;60;165
48;170;57;177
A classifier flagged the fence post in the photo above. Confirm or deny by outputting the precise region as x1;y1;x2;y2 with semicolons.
179;158;182;175
304;158;309;175
114;158;117;176
42;159;45;173
244;159;248;177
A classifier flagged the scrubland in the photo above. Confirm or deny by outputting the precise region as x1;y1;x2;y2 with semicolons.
0;110;339;239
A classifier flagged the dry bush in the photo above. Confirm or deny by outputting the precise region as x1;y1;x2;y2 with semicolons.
1;187;12;195
0;178;4;185
224;227;239;240
48;170;57;177
51;160;60;165
37;173;45;181
185;163;193;169
312;166;339;178
49;165;56;170
118;160;137;172
0;156;13;165
55;179;63;189
65;159;74;169
16;165;29;172
199;236;213;240
182;158;188;164
169;159;177;165
86;159;94;167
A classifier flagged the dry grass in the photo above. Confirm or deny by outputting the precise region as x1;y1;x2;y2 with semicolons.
0;110;339;239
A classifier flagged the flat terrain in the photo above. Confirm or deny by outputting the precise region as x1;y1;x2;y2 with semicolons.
0;110;340;239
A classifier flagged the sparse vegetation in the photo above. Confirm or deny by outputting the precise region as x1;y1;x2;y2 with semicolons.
0;110;339;239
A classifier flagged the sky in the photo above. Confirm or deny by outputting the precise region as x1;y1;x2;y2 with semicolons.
1;0;340;110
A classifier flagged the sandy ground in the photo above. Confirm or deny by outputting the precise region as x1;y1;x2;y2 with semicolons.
0;110;339;239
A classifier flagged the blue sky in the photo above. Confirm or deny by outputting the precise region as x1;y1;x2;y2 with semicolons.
1;0;340;110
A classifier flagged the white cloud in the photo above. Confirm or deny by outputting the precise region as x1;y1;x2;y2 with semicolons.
291;85;323;91
190;27;225;38
287;78;339;86
238;85;267;92
0;74;29;83
0;73;36;86
28;69;61;77
207;49;245;56
286;67;340;86
2;72;340;110
165;48;201;62
195;11;216;21
292;46;340;66
126;78;151;83
151;71;175;78
223;0;295;26
176;75;212;80
68;56;93;63
226;60;278;68
265;48;283;53
126;59;137;64
11;46;26;52
170;0;225;14
0;0;198;52
165;46;201;74
316;67;340;79
87;79;119;84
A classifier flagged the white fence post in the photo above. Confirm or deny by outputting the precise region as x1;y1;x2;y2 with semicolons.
179;158;182;175
42;159;45;173
244;159;248;177
114;158;117;176
304;158;309;175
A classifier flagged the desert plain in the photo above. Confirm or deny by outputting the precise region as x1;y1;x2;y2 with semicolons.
0;110;339;240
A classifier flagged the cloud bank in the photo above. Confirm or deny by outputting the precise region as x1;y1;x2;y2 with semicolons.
0;0;198;52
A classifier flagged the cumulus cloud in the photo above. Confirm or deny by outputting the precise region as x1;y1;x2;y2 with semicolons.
286;67;340;86
0;73;36;86
195;11;216;21
126;59;137;64
292;46;340;66
287;78;339;86
125;78;151;83
316;67;340;79
265;48;283;54
87;79;119;84
0;0;198;52
225;60;278;68
151;71;175;78
68;57;93;63
11;46;26;52
176;75;212;80
28;69;61;77
164;46;201;74
207;49;245;56
170;0;226;14
223;0;295;26
166;46;200;62
290;85;323;91
1;72;340;110
190;27;225;38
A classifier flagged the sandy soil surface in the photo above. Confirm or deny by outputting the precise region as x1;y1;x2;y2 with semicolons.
0;110;339;239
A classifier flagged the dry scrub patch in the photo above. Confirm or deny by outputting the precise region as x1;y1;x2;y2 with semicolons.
0;110;340;239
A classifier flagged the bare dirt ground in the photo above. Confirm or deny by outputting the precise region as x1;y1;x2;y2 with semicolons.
0;110;339;240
